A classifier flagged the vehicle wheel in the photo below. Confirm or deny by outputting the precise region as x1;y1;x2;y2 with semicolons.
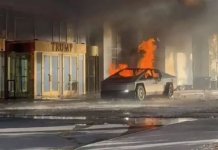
165;83;174;98
136;85;146;101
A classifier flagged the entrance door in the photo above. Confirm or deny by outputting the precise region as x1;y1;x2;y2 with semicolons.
0;53;4;98
42;54;59;97
78;55;85;94
63;55;77;97
7;54;29;98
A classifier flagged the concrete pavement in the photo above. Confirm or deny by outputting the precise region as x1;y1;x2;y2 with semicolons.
0;118;129;149
77;118;218;150
0;90;218;122
1;90;218;149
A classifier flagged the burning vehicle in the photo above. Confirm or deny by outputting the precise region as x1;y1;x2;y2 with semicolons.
101;68;176;101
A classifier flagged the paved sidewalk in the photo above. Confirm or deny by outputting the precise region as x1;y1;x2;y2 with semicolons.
0;90;217;120
174;90;218;100
0;90;218;110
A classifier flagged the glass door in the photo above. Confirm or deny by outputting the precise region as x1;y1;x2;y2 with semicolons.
7;54;15;98
63;55;77;97
16;57;28;96
0;53;4;98
52;56;59;92
63;56;71;92
78;55;85;94
7;53;30;98
44;55;50;93
42;54;60;97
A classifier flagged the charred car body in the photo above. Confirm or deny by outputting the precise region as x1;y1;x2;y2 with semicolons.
101;68;176;100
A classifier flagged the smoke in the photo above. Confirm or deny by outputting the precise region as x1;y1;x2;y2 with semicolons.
0;0;217;45
77;0;207;33
0;0;213;33
71;0;217;71
87;0;218;73
0;0;76;19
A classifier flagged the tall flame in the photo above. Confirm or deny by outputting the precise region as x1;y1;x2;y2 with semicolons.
137;38;157;69
109;63;128;75
109;38;157;76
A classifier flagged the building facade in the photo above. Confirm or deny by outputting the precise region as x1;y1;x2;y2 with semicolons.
1;2;218;100
96;23;218;90
5;40;86;99
0;8;87;99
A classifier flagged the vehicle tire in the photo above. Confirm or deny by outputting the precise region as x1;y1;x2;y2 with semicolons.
136;85;146;101
165;83;174;98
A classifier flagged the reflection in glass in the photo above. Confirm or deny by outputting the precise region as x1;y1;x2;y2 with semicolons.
52;56;58;91
78;55;84;94
37;53;42;96
72;57;77;81
44;55;50;92
64;56;70;90
0;53;4;98
21;58;28;92
72;57;77;91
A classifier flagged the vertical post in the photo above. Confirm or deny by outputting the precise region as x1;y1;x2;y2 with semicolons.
5;9;8;39
52;22;54;42
59;22;61;42
33;17;36;40
103;23;113;79
14;17;16;40
4;51;7;99
66;22;68;42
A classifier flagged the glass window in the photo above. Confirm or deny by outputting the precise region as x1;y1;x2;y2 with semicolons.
21;58;28;92
53;22;60;42
35;19;52;41
64;56;70;90
0;53;4;98
60;22;67;42
72;57;77;91
44;55;50;92
110;68;145;79
72;57;77;81
144;70;153;79
152;69;161;79
37;53;42;96
78;55;84;94
52;56;58;91
15;17;34;40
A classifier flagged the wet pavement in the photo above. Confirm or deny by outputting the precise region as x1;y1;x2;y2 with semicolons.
0;91;218;149
0;118;130;149
0;96;217;130
77;118;218;150
0;91;218;124
0;92;217;124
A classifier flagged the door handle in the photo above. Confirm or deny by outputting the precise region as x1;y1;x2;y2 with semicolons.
48;74;52;82
68;74;72;82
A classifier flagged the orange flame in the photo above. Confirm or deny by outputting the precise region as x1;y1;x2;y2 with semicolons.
109;38;157;76
109;63;128;75
137;38;157;69
109;64;134;77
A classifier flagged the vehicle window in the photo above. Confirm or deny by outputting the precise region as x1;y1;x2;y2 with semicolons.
145;70;153;79
119;69;134;77
135;69;145;76
109;68;145;79
152;69;162;79
140;69;153;80
140;69;162;80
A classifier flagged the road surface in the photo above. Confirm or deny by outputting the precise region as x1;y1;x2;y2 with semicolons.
78;118;218;150
0;118;129;149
